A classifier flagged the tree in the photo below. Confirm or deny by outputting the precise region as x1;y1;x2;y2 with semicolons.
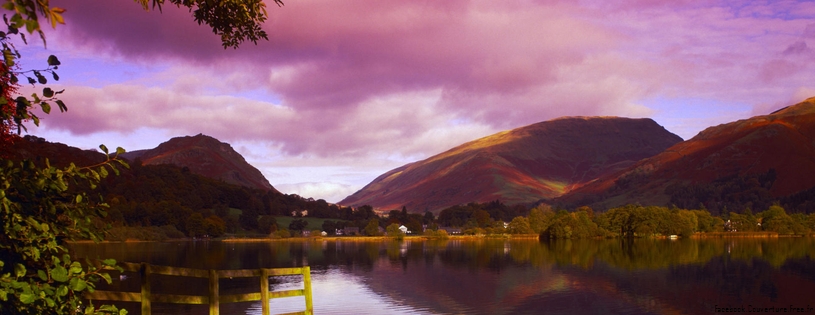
422;211;435;225
321;220;337;235
186;212;206;237
258;215;277;234
136;0;283;48
238;207;259;231
760;205;805;235
203;215;225;237
472;209;492;228
386;223;404;239
507;216;533;234
528;205;554;234
288;218;308;232
363;218;381;236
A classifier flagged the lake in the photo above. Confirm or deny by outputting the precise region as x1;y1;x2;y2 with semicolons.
69;237;815;315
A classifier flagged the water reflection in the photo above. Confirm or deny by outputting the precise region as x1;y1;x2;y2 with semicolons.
70;238;815;314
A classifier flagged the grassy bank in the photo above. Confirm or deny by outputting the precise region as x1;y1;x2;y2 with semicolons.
690;232;780;238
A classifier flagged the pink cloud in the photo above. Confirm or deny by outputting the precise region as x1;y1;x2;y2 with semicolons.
53;1;621;109
20;0;815;202
45;0;815;125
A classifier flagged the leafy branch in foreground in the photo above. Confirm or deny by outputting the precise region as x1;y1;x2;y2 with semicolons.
135;0;284;48
0;146;129;314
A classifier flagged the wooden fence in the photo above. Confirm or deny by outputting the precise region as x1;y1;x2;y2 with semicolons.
85;262;313;315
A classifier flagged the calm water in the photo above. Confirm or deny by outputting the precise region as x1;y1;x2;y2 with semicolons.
69;238;815;315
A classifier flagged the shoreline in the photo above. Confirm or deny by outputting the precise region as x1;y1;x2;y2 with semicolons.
67;232;815;244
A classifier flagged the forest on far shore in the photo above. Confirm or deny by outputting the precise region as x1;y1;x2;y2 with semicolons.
92;161;815;241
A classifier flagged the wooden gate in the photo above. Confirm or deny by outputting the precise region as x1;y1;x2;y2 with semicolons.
85;262;313;315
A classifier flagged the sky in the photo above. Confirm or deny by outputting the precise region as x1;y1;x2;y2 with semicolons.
13;0;815;203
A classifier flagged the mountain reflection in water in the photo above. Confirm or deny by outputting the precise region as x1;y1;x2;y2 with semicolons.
69;238;815;315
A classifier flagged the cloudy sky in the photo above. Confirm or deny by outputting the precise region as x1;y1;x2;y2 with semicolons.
16;0;815;202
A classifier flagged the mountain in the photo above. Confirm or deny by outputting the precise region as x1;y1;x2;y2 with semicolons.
6;135;106;167
341;117;682;213
555;97;815;214
121;134;276;192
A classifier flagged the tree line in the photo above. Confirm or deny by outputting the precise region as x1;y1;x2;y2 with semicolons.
95;160;385;238
21;154;815;241
433;202;815;239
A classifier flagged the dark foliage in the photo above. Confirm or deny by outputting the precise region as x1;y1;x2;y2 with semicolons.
95;161;359;234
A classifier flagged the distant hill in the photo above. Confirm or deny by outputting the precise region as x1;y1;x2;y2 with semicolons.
341;117;682;213
6;135;106;167
121;134;276;192
555;97;815;214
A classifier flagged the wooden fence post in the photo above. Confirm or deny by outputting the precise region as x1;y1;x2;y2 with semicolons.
303;266;313;315
140;263;151;315
86;263;312;315
208;269;219;315
260;269;270;315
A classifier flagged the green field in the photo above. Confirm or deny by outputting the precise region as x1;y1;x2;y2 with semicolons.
274;216;341;231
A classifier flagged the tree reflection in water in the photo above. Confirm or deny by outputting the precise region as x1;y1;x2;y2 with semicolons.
70;238;815;315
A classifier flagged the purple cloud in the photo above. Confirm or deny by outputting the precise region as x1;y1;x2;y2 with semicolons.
20;0;815;201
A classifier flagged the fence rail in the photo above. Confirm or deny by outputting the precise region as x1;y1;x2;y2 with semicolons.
85;262;313;315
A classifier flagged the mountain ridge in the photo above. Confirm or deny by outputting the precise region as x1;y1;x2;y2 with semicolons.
341;117;683;213
554;97;815;213
121;134;276;192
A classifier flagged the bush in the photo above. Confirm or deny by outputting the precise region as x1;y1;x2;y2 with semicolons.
1;158;126;314
160;225;186;239
386;223;404;240
424;229;449;239
271;229;291;239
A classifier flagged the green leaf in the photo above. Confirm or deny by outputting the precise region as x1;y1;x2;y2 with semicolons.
38;270;48;281
41;102;51;114
3;48;14;67
14;263;25;277
19;293;36;304
99;144;109;154
69;278;87;291
100;273;112;284
75;195;83;203
116;147;126;155
56;285;68;297
47;55;61;66
102;259;117;267
69;261;82;275
51;266;68;282
25;217;41;230
25;19;38;34
56;100;67;112
51;71;59;81
43;87;54;98
35;72;47;84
